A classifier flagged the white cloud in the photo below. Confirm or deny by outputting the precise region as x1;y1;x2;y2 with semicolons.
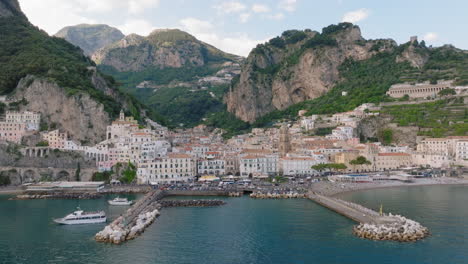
423;32;439;42
213;1;247;14
20;0;160;35
252;4;270;13
341;8;370;23
278;0;297;12
179;17;268;56
117;19;156;36
239;13;251;23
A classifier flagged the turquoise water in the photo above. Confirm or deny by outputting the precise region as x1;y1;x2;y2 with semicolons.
0;185;467;264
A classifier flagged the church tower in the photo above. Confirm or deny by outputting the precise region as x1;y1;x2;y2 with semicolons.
278;124;291;157
119;109;125;121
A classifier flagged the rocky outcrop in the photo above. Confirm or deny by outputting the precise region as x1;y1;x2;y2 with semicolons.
12;76;111;144
95;208;161;244
0;0;22;18
396;43;429;69
353;214;429;242
92;29;239;72
55;24;124;56
226;24;398;123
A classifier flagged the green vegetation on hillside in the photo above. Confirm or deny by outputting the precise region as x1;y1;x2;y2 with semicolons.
253;50;412;127
380;98;467;137
0;16;165;125
99;65;220;90
204;109;251;139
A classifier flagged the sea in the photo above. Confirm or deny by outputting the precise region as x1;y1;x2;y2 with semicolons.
1;185;467;264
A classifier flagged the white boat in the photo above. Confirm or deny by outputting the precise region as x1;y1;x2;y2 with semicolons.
54;208;106;225
108;197;133;206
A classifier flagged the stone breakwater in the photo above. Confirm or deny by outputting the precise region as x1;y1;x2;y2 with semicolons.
95;190;165;244
307;193;430;242
12;192;102;200
353;214;430;242
95;207;161;244
250;191;306;199
160;200;226;207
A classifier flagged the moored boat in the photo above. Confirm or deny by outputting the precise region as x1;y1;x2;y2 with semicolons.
54;208;106;225
108;197;133;206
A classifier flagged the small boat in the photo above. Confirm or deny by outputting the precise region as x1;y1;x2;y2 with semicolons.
54;208;106;225
108;197;133;206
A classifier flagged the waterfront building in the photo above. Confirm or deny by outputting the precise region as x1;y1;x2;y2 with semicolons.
137;153;196;184
239;154;279;178
197;159;225;176
375;153;412;171
281;156;321;176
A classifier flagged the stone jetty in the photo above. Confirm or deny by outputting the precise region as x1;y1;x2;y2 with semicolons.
160;200;226;207
12;192;102;200
353;214;429;242
95;190;164;244
249;191;306;199
308;192;429;242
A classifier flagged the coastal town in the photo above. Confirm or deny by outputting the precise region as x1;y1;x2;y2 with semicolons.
0;81;466;187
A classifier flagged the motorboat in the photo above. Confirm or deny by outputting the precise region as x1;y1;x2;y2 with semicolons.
108;197;133;206
54;208;106;225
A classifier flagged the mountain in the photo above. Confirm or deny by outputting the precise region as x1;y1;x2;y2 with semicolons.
92;28;240;72
0;0;164;144
225;23;468;124
55;24;124;56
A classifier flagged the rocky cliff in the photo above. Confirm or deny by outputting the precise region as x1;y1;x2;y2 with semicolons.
0;1;161;143
92;29;239;72
0;0;22;18
13;76;111;143
226;23;399;123
55;24;125;56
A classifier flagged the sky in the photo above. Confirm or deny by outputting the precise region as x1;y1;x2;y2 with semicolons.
18;0;468;57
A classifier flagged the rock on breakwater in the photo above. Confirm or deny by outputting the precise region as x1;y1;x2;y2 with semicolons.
95;190;165;244
160;200;226;207
250;191;306;199
95;207;161;244
353;214;430;242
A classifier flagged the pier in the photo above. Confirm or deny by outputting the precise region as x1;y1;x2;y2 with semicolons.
307;192;429;242
95;189;232;244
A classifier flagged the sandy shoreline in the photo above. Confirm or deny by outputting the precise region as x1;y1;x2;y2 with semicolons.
309;177;468;197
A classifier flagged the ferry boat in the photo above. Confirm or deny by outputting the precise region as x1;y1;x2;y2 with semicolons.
53;208;106;225
108;197;133;206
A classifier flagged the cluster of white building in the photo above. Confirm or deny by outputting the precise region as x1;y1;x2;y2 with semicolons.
2;102;467;185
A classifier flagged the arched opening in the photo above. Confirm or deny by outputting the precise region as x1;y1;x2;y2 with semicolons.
56;170;70;180
23;170;36;183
